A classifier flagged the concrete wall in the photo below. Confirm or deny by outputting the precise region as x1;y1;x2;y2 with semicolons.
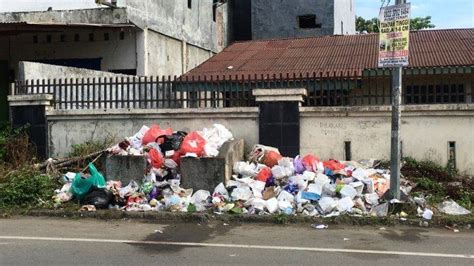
0;28;137;77
43;104;474;175
46;108;259;156
142;29;214;76
333;0;355;35
251;0;335;40
300;105;474;176
123;0;229;53
18;61;130;81
0;7;128;24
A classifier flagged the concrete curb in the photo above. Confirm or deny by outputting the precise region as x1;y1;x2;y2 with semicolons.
2;209;473;228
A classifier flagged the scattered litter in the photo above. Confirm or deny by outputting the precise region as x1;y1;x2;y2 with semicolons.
343;238;350;241
223;223;229;226
422;209;433;220
79;205;96;212
437;200;471;215
154;230;163;234
311;224;328;230
379;227;386;231
50;123;468;221
445;225;460;233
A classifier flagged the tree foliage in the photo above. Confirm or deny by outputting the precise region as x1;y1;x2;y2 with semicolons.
356;16;435;33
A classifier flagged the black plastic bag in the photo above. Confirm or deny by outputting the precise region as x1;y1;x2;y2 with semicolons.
81;186;114;209
157;131;187;153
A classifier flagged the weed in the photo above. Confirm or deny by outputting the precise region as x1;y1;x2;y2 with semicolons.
0;166;58;209
274;213;289;224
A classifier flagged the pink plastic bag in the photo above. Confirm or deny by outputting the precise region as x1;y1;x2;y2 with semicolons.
179;131;206;157
142;125;173;145
302;154;320;172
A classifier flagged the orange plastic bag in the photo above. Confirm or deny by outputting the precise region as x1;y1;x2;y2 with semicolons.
142;125;173;145
179;131;206;157
263;150;282;168
256;167;272;182
323;159;345;171
302;154;320;172
148;148;164;168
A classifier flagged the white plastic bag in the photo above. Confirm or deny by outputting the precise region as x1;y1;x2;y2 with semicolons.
438;200;471;215
318;197;337;214
265;197;279;213
340;185;357;199
337;197;354;212
231;186;253;201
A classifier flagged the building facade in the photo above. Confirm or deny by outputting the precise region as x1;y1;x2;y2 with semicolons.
0;0;230;121
230;0;355;41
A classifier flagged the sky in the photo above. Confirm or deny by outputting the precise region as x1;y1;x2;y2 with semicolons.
0;0;472;29
356;0;473;29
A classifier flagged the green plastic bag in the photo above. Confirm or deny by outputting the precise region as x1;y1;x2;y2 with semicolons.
70;163;106;200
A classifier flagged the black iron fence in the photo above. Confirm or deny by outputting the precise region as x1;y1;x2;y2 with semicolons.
12;67;472;110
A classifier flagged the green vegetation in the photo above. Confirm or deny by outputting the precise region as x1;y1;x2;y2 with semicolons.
402;157;473;210
0;166;57;209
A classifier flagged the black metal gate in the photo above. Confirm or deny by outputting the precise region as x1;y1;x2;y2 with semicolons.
258;101;300;157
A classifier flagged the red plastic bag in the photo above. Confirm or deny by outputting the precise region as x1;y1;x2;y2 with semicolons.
148;148;164;168
302;154;320;172
256;167;272;182
262;150;282;168
179;131;206;157
142;125;173;145
171;150;183;166
323;159;345;171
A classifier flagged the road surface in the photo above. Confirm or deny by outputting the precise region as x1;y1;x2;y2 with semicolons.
0;216;473;265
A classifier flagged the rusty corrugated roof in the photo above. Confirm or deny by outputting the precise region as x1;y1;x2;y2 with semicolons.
184;29;473;79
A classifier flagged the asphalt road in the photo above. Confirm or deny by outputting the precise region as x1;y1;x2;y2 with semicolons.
0;216;473;265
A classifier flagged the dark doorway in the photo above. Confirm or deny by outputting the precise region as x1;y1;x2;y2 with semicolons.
258;101;300;157
0;61;9;122
35;58;102;71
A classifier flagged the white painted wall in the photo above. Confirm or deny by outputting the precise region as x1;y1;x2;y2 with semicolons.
300;105;474;176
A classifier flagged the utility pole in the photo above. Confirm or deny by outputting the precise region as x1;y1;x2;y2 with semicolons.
389;0;406;200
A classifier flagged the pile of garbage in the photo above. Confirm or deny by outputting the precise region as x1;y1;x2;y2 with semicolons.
52;125;471;217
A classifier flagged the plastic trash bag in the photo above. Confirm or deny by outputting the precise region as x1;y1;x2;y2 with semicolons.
157;131;187;153
213;182;230;200
256;167;272;182
370;202;388;217
337;197;354;212
302;154;320;172
318;197;337;214
231;186;253;201
249;180;266;198
129;125;149;149
350;181;364;195
289;175;308;191
81;186;113;209
293;156;305;174
142;125;173;145
263;151;283;168
69;163;106;200
340;185;357;199
422;208;434;220
437;200;471;215
364;192;380;205
119;180;139;198
179;131;206;157
323;159;345;171
265;197;279;213
148;148;164;168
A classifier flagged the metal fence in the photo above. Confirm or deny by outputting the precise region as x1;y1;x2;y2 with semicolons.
12;67;472;110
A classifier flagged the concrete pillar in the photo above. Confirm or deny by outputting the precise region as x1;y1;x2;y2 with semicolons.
8;94;53;159
253;88;307;157
136;28;149;76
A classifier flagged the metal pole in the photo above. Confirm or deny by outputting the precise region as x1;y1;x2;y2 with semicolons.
389;0;406;200
390;66;402;200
